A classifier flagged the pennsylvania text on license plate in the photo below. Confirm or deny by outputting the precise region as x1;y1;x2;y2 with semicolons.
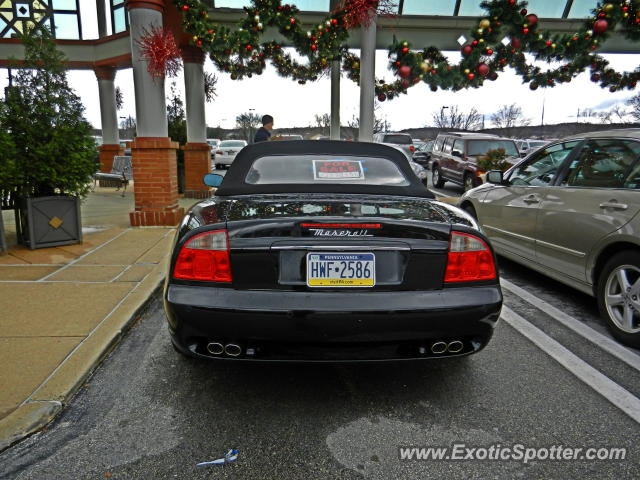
306;253;375;287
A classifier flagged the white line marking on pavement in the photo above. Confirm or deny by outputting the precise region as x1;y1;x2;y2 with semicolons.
502;306;640;424
501;278;640;373
37;229;131;282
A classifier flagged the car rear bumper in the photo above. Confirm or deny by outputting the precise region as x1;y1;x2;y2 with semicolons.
164;284;502;361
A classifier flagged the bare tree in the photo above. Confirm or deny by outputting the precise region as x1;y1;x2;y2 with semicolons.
314;113;330;135
119;115;136;139
432;106;482;130
626;93;640;122
490;103;531;129
598;103;630;124
346;101;391;137
236;112;261;143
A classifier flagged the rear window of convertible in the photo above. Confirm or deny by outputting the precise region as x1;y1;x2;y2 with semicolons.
244;155;410;186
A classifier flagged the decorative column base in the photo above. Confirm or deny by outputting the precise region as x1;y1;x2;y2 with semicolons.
129;137;185;226
183;142;212;198
98;144;125;187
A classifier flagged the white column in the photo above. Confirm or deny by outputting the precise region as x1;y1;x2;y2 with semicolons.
95;68;119;145
183;56;207;143
330;61;341;140
128;8;168;137
358;10;377;143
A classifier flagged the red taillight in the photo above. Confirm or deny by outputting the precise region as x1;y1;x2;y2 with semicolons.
444;232;496;283
173;230;232;282
216;150;223;155
410;145;415;152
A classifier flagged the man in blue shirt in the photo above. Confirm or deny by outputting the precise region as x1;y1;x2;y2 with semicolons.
254;114;273;143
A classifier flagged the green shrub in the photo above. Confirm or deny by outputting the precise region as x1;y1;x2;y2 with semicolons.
477;148;511;173
0;26;97;199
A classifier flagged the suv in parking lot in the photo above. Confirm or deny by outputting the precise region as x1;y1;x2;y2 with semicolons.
373;132;415;157
430;132;519;191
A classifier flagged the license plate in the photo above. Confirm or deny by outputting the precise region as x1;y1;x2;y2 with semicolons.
306;253;375;287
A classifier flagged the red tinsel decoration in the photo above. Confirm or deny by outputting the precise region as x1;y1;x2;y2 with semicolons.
335;0;397;29
135;26;182;80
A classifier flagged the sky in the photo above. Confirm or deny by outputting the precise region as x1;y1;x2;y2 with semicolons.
1;2;639;134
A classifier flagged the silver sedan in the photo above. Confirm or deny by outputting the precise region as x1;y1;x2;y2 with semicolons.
460;128;640;348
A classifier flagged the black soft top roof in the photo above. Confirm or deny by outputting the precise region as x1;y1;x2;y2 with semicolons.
214;140;435;198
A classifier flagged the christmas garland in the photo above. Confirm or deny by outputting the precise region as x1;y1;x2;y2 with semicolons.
173;0;640;101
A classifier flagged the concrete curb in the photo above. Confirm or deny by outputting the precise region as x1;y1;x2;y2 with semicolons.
0;262;168;453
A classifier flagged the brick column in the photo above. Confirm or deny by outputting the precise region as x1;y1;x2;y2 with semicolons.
98;144;125;173
129;138;185;226
127;0;182;226
181;46;211;198
183;143;212;198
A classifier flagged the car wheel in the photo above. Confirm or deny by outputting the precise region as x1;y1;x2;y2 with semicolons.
597;250;640;348
432;165;445;188
463;173;475;193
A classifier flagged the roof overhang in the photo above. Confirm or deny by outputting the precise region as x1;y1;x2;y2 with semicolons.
0;9;636;69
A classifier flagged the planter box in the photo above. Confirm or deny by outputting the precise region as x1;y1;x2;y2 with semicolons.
17;196;82;249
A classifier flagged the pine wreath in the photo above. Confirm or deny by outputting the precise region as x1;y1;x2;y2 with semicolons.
173;0;640;101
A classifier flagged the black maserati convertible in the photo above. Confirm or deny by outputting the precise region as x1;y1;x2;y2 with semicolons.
163;141;502;361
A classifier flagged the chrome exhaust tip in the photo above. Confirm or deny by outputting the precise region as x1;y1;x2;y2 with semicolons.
224;343;242;357
206;342;224;355
430;341;447;354
447;340;464;354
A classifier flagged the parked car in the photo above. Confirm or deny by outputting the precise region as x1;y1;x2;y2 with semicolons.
164;140;502;361
515;138;552;157
207;138;221;159
214;139;248;169
412;140;435;168
273;134;304;141
459;129;640;347
373;132;415;157
431;132;520;192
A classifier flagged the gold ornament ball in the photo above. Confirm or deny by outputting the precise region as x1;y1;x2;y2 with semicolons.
254;15;260;21
479;39;484;43
479;19;490;29
551;43;556;48
477;29;484;35
193;36;198;42
420;61;430;72
464;68;470;74
603;3;614;12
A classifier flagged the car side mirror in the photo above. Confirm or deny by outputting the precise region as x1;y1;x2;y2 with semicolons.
203;173;223;187
486;170;505;185
452;150;462;158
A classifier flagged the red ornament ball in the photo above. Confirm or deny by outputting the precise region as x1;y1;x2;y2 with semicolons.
511;38;521;49
509;0;515;4
311;44;317;51
591;73;601;82
477;63;489;76
378;93;387;102
398;65;412;78
290;18;296;24
593;19;608;34
182;5;189;11
486;49;493;55
402;47;409;53
525;14;538;26
523;28;529;34
521;9;527;15
489;71;498;81
461;44;473;56
247;44;252;51
401;79;409;88
468;73;475;80
472;40;478;46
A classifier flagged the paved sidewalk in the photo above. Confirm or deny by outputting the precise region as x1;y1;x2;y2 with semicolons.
0;186;198;451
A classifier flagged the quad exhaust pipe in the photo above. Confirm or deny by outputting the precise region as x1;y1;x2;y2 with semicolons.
206;342;243;357
429;340;465;355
